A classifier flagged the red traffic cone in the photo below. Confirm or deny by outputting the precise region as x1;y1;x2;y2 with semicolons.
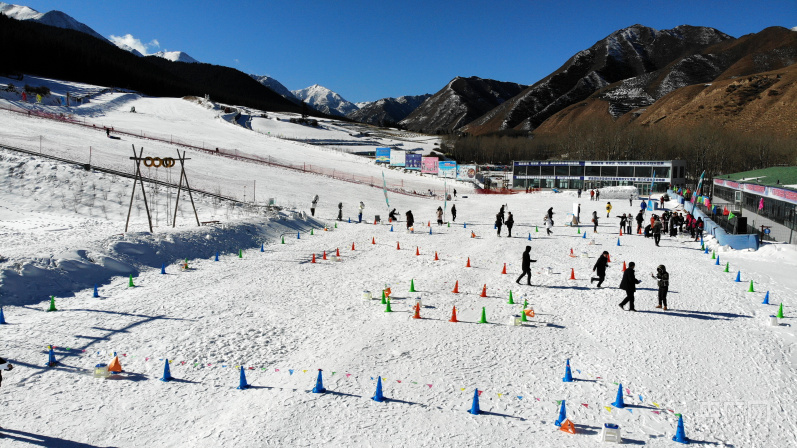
619;228;623;236
416;247;420;256
397;242;401;250
638;227;642;234
466;257;471;268
412;303;421;319
311;253;316;263
434;251;439;261
570;248;574;256
622;261;627;272
322;251;327;260
351;243;356;250
501;263;507;274
452;281;460;293
471;231;476;238
480;284;487;297
336;248;340;257
374;218;377;225
372;237;376;245
607;254;611;263
569;268;576;280
428;221;431;227
449;306;459;322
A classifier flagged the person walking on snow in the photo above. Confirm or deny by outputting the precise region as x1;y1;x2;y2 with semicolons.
605;202;612;218
515;246;537;285
618;213;628;234
577;188;582;198
629;193;634;206
590;190;595;201
358;201;365;223
311;195;319;217
547;207;554;222
640;200;648;217
436;207;444;226
595;190;600;201
652;216;663;246
591;211;599;233
544;215;553;236
635;211;644;234
652;265;669;310
451;204;457;222
619;262;642;311
337;202;343;221
505;212;515;237
591;251;609;287
495;212;503;236
405;210;414;231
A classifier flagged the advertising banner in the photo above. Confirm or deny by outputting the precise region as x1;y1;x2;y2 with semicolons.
405;153;422;170
456;164;477;181
421;156;439;174
375;147;390;163
438;161;457;179
389;150;406;167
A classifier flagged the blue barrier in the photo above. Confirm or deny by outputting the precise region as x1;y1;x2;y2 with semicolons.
669;190;759;251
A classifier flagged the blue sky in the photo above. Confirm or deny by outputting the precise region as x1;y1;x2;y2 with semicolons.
19;0;797;103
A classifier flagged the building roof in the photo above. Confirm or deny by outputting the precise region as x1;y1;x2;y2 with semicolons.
720;166;797;190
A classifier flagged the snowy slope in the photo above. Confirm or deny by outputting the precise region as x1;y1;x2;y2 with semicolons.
150;50;199;64
0;2;108;42
292;84;359;117
250;75;300;103
0;75;795;448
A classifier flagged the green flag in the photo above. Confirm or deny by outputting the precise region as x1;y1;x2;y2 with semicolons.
728;212;736;220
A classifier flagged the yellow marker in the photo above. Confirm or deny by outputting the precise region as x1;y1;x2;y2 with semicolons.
653;402;660;408
605;406;612;412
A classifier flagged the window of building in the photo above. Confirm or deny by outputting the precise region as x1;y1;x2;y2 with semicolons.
541;165;554;176
635;166;652;178
555;165;569;177
585;166;601;177
601;166;617;177
618;166;634;177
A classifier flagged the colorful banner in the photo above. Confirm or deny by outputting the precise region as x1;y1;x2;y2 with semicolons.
389;150;406;167
375;147;390;163
438;161;456;179
456;164;477;181
405;153;422;170
382;171;389;209
713;178;797;206
421;156;439;174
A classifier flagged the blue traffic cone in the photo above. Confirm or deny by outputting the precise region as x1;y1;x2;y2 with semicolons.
47;346;57;367
348;218;351;223
582;232;586;239
563;359;573;382
161;263;166;274
372;376;385;402
715;255;720;265
494;224;497;229
93;284;99;298
260;243;265;252
297;231;301;239
611;383;625;408
763;291;770;305
672;415;689;444
390;225;393;232
429;227;432;235
704;247;709;254
554;399;566;426
617;238;621;246
469;388;481;415
160;359;172;382
528;233;531;241
735;271;741;282
0;307;6;324
464;223;467;228
312;369;326;393
237;366;249;390
215;251;219;262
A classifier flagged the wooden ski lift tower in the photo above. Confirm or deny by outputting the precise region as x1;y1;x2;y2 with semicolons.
125;144;200;232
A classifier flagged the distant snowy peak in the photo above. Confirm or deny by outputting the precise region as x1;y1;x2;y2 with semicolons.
116;43;144;57
291;84;358;117
150;50;198;64
347;94;433;126
250;75;299;103
0;2;107;42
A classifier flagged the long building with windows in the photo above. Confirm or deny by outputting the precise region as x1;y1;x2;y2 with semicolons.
512;160;687;194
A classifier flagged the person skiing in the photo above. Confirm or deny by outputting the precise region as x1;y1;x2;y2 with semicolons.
515;246;537;285
652;216;663;246
495;212;503;236
389;208;398;222
591;210;599;233
337;202;343;221
436;206;444;226
652;265;669;310
358;201;365;223
544;215;553;236
605;202;612;218
619;261;641;311
311;194;319;217
635;211;644;234
451;204;457;222
405;210;414;231
591;251;609;288
0;356;13;388
505;212;515;237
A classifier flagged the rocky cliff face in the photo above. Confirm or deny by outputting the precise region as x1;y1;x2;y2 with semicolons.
346;94;432;126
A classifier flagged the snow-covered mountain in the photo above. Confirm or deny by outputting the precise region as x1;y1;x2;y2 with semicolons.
250;75;299;103
291;84;359;117
0;2;107;42
347;94;433;126
150;50;198;64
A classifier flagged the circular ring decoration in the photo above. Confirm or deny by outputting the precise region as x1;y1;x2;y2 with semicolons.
143;157;154;167
151;157;162;168
162;157;176;168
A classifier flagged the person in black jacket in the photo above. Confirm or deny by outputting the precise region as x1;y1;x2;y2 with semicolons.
617;214;627;233
451;204;457;222
405;210;414;230
652;265;669;310
337;202;343;221
495;213;503;236
590;251;609;287
619;262;641;311
635;211;644;234
515;246;537;285
505;212;515;237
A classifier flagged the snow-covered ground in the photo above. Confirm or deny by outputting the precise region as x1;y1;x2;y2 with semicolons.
0;77;795;447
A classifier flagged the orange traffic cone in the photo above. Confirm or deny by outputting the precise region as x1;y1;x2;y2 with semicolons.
559;419;577;434
311;253;316;263
480;284;487;297
622;261;627;272
449;306;459;322
372;237;376;245
570;248;574;256
607;253;611;263
351;243;356;251
374;218;377;225
108;356;123;373
638;227;642;234
336;248;340;257
471;231;476;238
416;247;420;256
525;308;535;318
434;251;439;261
452;281;460;293
620;228;623;236
428;221;431;227
412;303;421;319
322;251;327;260
466;257;471;268
569;268;576;280
501;263;507;274
397;242;401;250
